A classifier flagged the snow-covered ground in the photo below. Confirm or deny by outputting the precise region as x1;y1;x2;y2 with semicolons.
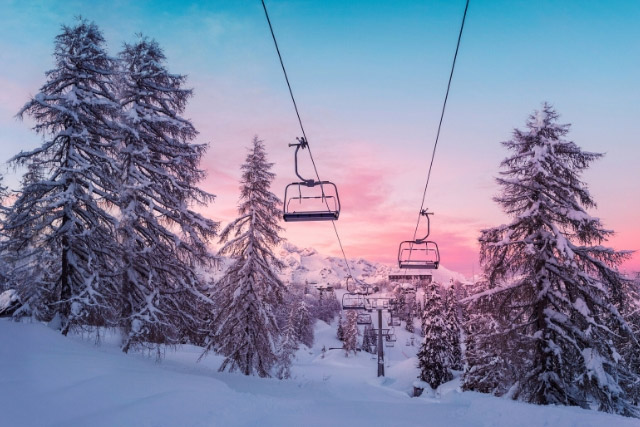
1;318;636;427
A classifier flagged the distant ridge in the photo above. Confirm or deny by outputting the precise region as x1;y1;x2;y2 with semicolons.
211;241;468;286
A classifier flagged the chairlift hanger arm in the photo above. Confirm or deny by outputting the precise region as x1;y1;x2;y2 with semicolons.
289;137;314;185
416;209;434;242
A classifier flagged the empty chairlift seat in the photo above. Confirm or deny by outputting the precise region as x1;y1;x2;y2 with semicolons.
283;181;340;222
342;293;367;310
397;209;440;270
385;337;396;347
357;313;372;325
398;240;440;269
282;137;341;222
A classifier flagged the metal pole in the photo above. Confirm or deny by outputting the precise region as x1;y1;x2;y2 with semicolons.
377;308;384;377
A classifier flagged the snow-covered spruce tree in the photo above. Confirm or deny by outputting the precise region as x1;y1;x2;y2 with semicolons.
405;310;415;333
462;277;521;395
0;174;12;291
337;313;345;341
294;295;314;348
620;275;640;404
362;323;376;353
419;296;427;338
361;322;371;352
201;137;285;377
316;290;341;323
276;304;299;380
417;281;453;389
394;288;407;322
464;103;638;416
7;20;121;333
343;309;358;356
116;36;218;352
2;166;55;319
444;285;462;370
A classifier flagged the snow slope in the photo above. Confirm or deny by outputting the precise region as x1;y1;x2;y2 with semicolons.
1;319;636;427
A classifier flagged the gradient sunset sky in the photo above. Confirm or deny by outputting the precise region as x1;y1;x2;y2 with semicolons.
1;0;638;276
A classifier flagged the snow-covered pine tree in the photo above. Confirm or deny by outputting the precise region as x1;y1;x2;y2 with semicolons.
620;274;640;405
316;290;341;323
395;289;407;322
343;309;358;356
276;286;298;331
0;174;11;291
276;304;299;380
462;308;511;395
7;19;121;333
405;293;416;333
2;166;54;320
361;322;371;352
418;281;453;389
116;36;218;352
330;292;341;320
201;137;285;377
337;313;345;341
294;295;314;348
362;323;376;353
444;285;462;370
464;103;638;416
419;296;427;338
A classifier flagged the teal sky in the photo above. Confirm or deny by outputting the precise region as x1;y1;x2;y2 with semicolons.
1;0;638;276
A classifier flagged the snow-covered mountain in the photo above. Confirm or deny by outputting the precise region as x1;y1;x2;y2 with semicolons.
212;241;467;287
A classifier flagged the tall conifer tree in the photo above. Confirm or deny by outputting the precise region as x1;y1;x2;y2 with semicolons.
343;309;358;356
116;36;218;352
276;304;299;380
201;137;285;377
463;104;638;417
417;282;453;388
7;19;121;333
444;285;462;370
294;296;314;348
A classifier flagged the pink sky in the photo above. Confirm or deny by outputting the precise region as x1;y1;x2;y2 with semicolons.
1;2;637;279
195;118;640;278
2;71;637;279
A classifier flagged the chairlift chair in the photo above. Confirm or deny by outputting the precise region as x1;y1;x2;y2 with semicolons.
314;283;334;292
385;334;397;347
366;297;390;311
357;313;372;325
346;275;376;296
398;210;440;269
342;293;367;310
283;137;340;222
